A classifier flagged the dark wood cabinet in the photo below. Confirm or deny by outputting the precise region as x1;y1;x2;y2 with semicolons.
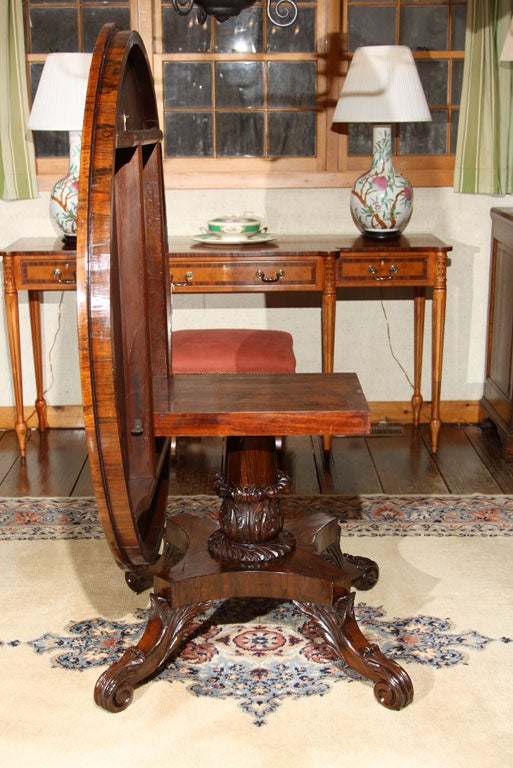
482;208;513;459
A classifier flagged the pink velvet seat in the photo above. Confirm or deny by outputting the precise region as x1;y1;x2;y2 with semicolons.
171;328;296;374
170;329;296;454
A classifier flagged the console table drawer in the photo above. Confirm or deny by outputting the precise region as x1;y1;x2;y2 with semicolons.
337;255;429;285
169;258;322;291
15;257;77;289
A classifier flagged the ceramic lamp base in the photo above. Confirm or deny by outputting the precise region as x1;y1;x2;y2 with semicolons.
350;124;412;240
49;130;81;241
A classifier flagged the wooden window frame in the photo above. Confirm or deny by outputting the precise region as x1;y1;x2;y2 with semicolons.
27;0;462;190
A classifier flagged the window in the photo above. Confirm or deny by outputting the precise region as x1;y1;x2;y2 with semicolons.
23;0;466;188
340;0;466;187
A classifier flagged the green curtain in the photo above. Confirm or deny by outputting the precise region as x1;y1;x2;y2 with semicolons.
454;0;513;194
0;0;37;200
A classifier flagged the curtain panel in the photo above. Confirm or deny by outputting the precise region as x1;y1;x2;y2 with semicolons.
454;0;513;194
0;0;37;200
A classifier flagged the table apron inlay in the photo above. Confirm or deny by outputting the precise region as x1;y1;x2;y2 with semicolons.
1;235;451;456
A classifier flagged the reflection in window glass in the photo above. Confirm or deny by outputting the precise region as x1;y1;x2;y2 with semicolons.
165;112;213;157
452;4;467;50
417;61;448;106
348;7;395;50
348;125;397;157
215;8;263;54
216;112;265;156
450;110;460;154
452;60;464;105
268;111;316;156
400;5;449;51
163;10;212;54
82;7;130;52
29;8;79;52
268;62;316;108
400;110;447;155
267;7;316;53
164;63;212;109
216;63;264;108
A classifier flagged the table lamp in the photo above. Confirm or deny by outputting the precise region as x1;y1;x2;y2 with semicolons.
28;53;92;243
332;45;431;240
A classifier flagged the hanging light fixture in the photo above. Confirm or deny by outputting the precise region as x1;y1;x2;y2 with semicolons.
171;0;298;26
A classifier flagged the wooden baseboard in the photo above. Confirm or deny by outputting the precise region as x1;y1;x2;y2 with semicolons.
368;400;484;426
0;400;485;431
0;405;84;430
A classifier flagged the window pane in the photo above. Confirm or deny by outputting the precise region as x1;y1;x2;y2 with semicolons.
268;62;316;108
348;7;396;50
216;62;264;108
268;111;316;156
267;7;316;53
164;62;212;108
400;110;447;155
450;109;459;154
165;112;213;157
29;7;78;52
348;124;373;157
163;9;212;53
82;7;130;52
452;4;467;50
216;112;264;156
400;6;449;51
417;60;448;106
215;8;263;53
348;125;397;157
452;60;464;105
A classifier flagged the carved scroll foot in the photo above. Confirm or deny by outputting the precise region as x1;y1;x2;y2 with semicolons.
125;567;154;594
295;592;413;710
94;594;211;712
341;552;379;591
320;542;379;591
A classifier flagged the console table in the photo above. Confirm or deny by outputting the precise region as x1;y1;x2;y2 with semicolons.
1;233;451;457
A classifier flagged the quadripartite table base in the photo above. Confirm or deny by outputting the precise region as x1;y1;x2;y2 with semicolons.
94;436;413;713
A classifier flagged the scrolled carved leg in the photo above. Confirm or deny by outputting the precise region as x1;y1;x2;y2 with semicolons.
341;552;379;591
320;542;379;591
94;594;211;712
125;566;155;594
295;592;413;710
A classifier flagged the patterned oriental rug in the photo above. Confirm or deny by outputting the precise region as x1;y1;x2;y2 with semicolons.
0;495;512;768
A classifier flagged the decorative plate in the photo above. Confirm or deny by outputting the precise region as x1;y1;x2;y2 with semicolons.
192;233;277;246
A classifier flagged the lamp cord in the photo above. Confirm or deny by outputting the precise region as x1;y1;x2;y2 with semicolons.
380;296;415;391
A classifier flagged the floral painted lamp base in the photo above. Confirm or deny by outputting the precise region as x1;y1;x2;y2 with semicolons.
49;130;81;243
350;125;412;240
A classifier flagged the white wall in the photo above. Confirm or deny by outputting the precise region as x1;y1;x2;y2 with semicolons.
0;187;509;410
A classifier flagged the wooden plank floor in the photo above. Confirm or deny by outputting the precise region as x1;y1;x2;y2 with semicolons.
1;421;513;497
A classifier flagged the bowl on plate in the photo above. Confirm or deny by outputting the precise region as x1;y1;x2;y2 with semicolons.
206;213;265;237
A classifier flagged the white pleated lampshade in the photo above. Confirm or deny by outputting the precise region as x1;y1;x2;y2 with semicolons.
501;17;513;61
28;52;92;131
332;45;431;124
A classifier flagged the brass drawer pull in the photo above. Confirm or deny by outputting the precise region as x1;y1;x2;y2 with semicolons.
169;271;194;287
52;266;76;284
368;264;398;281
256;268;285;283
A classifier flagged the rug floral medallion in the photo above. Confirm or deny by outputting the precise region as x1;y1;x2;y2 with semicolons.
1;494;512;726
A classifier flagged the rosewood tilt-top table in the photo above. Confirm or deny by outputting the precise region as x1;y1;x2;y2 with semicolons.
71;23;417;713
